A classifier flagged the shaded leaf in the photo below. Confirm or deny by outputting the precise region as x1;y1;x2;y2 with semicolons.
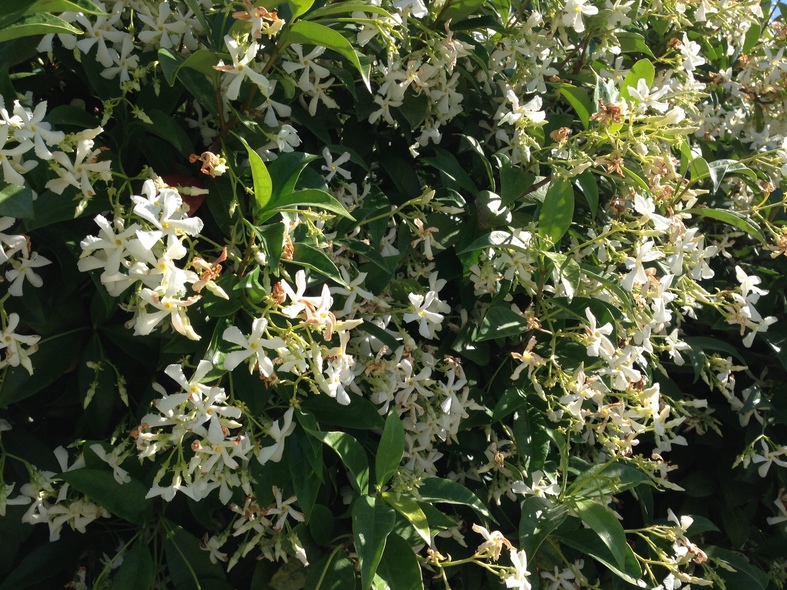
352;496;396;590
60;469;154;526
376;533;424;590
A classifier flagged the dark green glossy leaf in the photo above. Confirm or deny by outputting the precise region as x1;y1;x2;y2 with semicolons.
352;496;396;590
573;499;629;569
418;477;494;521
268;151;319;200
301;395;385;430
376;533;424;590
554;528;642;585
111;537;154;590
538;176;574;247
0;184;34;219
557;84;593;129
261;188;355;223
288;429;322;520
0;329;88;407
304;551;357;590
519;496;569;558
291;242;347;286
0;12;80;42
476;305;528;341
705;546;769;590
512;403;550;473
60;469;154;526
423;147;478;194
307;429;370;495
375;412;405;489
575;170;598;218
683;207;765;243
238;135;273;211
164;521;230;589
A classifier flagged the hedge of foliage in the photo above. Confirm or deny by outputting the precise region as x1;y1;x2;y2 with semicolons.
1;0;787;588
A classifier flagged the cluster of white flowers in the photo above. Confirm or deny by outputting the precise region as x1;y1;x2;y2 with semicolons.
79;178;213;340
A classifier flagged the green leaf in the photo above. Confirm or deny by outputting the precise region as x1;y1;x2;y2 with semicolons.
163;521;230;589
743;23;761;54
268;151;319;200
309;429;370;494
555;528;642;585
439;0;485;22
706;159;757;192
620;59;655;101
382;492;431;546
616;31;655;57
304;551;357;589
683;207;766;243
519;496;569;558
0;537;81;590
288;430;322;520
476;305;529;341
418;477;494;521
291;242;347;286
575;170;598;218
376;533;424;590
260;188;355;223
423;147;479;194
376;412;405;489
557;84;593;129
492;387;527;422
0;0;104;30
301;395;385;430
0;12;81;42
0;330;87;407
352;496;396;590
684;336;747;365
158;48;219;87
538;176;574;247
288;0;315;20
111;537;154;590
309;504;336;546
705;546;769;590
572;499;629;569
0;184;34;218
60;469;154;525
286;21;371;92
238;135;273;211
144;109;194;156
512;403;550;473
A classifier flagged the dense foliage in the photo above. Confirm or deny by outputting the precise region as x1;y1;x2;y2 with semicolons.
1;0;787;588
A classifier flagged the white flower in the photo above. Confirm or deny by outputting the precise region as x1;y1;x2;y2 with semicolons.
0;313;40;375
222;318;285;377
563;0;598;33
403;291;450;338
321;147;352;182
258;408;296;465
505;549;532;589
214;35;270;101
5;251;51;297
